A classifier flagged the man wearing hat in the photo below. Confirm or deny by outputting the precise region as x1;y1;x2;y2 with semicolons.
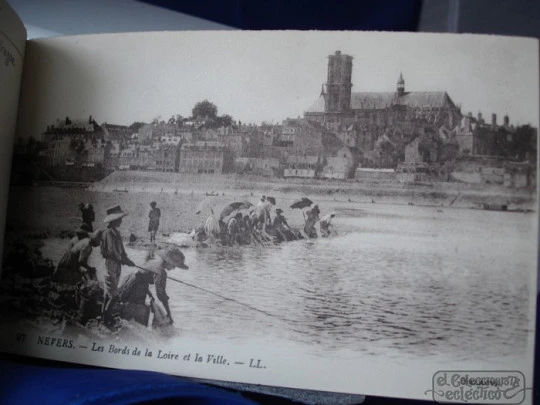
148;201;161;243
116;246;188;326
117;269;155;327
273;208;293;241
100;205;135;325
52;223;100;285
147;246;189;325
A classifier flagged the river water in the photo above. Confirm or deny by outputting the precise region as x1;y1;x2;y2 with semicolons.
151;204;535;361
41;203;536;362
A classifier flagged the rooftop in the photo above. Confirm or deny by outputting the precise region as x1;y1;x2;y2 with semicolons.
306;91;456;113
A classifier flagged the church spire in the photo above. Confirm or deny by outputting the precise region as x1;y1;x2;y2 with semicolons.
397;72;405;96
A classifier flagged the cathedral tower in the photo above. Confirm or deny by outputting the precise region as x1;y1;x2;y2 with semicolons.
397;72;405;96
325;50;353;113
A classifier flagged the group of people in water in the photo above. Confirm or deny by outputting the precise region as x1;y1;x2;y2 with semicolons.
52;201;188;330
196;195;337;246
49;195;336;330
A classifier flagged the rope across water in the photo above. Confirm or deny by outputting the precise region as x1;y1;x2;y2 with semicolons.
134;264;300;324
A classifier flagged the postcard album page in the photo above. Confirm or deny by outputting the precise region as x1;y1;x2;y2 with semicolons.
0;0;26;266
0;31;538;403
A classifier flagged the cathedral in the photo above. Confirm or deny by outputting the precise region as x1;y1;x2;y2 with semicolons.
304;50;462;131
299;50;534;175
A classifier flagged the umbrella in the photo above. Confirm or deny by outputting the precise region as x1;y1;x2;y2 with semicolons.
220;201;253;221
290;197;313;209
266;196;276;205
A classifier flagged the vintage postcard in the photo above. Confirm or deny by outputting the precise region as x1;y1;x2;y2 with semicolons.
0;31;537;402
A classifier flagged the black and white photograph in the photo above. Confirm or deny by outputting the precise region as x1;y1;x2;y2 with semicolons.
0;30;537;400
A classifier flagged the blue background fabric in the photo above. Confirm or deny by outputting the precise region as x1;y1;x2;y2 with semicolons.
0;359;258;405
138;0;423;31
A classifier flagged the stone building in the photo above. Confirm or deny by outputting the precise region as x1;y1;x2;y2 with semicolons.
281;119;343;157
320;146;355;179
305;52;462;130
155;144;180;172
104;142;121;169
454;113;475;153
102;123;131;142
44;136;73;167
252;158;281;177
244;130;264;158
283;155;319;178
159;134;182;146
404;135;438;164
118;144;156;170
471;113;538;161
83;139;110;166
42;116;104;166
304;51;463;169
138;123;176;143
178;141;224;174
222;132;248;157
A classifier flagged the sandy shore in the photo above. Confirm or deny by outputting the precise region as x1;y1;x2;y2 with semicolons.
5;170;535;238
92;170;536;208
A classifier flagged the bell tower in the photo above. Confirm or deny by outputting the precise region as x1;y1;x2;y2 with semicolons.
325;50;353;113
397;72;405;96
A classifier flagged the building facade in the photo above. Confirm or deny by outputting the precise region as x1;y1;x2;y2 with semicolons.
42;116;104;166
155;144;180;172
178;141;224;174
304;51;463;170
305;52;462;131
320;146;355;179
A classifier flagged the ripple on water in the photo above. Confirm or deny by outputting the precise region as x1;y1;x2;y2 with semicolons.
39;206;536;360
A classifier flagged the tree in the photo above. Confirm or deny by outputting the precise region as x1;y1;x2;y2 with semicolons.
129;122;147;133
167;114;184;126
192;100;218;120
218;114;233;127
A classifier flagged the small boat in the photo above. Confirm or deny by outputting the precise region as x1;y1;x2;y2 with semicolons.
206;191;219;197
114;188;129;193
482;203;507;211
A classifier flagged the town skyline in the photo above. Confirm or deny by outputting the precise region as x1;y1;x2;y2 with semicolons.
16;31;539;141
29;67;540;137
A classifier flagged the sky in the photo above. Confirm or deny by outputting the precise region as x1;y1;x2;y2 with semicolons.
17;31;539;139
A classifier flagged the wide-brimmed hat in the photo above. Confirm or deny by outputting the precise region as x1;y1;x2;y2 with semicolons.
276;208;283;214
103;205;128;223
157;246;189;269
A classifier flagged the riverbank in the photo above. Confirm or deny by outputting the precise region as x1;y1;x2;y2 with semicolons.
90;170;536;210
5;169;535;240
